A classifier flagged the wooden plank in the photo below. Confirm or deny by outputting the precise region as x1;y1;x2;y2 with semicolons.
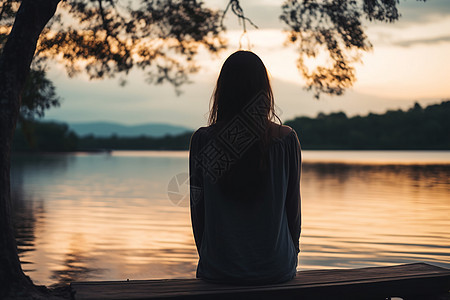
71;263;450;300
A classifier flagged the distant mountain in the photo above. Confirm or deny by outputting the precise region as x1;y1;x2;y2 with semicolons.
69;122;193;137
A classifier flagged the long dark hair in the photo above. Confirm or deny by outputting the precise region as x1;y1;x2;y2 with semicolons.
209;51;279;127
208;51;281;200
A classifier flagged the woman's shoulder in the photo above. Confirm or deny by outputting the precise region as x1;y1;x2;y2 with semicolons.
193;125;215;137
191;125;217;144
268;122;295;139
279;125;294;138
268;123;301;153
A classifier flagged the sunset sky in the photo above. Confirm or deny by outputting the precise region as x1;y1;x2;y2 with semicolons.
43;0;450;129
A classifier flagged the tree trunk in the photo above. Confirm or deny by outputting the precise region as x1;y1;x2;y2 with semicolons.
0;0;60;298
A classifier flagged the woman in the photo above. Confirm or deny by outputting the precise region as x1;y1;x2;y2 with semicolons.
189;51;301;285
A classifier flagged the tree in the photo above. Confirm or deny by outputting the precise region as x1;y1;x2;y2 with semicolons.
17;68;62;150
1;1;61;123
0;0;427;298
0;2;63;297
19;67;60;120
0;0;224;298
13;121;78;152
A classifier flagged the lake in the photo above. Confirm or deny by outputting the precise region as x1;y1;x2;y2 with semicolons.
10;150;450;286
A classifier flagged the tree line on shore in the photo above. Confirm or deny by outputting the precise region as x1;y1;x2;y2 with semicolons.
286;100;449;150
12;100;449;152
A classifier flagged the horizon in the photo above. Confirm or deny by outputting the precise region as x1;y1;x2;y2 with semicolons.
43;99;447;128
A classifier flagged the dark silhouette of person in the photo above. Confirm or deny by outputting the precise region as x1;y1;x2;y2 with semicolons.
189;51;301;285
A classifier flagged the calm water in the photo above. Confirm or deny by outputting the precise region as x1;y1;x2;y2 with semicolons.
10;150;450;286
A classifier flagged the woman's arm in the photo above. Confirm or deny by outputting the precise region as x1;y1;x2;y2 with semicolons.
285;130;302;254
189;130;205;253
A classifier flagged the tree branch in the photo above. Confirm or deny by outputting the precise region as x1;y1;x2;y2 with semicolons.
221;0;258;32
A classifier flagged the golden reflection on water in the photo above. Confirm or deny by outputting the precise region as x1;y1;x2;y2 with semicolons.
10;151;450;286
300;163;449;270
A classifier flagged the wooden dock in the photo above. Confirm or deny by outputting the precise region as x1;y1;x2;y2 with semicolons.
71;263;450;300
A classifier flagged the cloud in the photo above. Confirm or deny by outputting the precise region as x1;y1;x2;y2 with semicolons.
366;13;450;49
393;35;450;47
396;0;450;25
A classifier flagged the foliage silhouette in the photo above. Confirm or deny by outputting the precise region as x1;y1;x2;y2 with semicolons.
78;132;192;151
286;100;449;149
19;68;61;121
13;121;78;152
0;0;226;90
280;0;426;98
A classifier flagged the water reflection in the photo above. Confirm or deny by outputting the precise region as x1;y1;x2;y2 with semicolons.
10;151;450;286
50;234;104;285
11;187;40;272
300;163;450;270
